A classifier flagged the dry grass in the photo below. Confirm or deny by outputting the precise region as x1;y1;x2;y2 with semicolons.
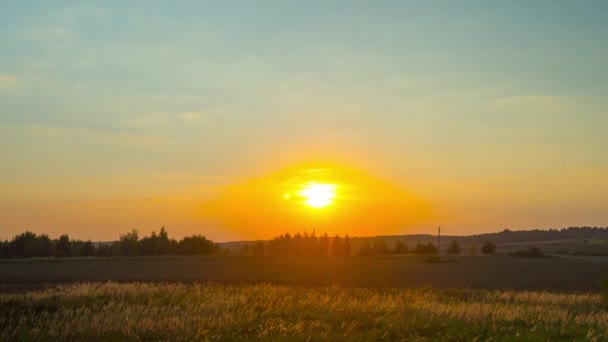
1;282;606;341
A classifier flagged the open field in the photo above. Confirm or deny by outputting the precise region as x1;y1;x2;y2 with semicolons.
1;255;607;291
1;282;607;341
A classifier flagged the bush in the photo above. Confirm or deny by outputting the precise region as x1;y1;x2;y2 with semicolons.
481;242;496;255
393;241;409;255
372;241;391;255
507;247;545;258
446;240;460;255
414;243;438;255
423;256;442;263
357;241;374;256
469;243;478;255
423;256;459;264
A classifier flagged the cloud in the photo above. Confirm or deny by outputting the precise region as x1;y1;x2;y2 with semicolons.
176;112;205;123
0;74;17;88
0;124;174;147
124;111;208;130
490;95;571;112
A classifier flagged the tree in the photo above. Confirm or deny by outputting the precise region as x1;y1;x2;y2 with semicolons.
251;241;265;257
177;235;216;255
470;243;478;255
414;243;438;255
481;241;496;255
139;230;158;255
56;234;71;257
319;233;330;257
95;244;115;257
344;235;352;257
156;227;171;255
80;241;95;256
446;240;460;255
330;236;345;257
393;241;409;255
373;241;391;255
0;240;8;258
357;240;373;256
118;230;140;256
9;231;54;258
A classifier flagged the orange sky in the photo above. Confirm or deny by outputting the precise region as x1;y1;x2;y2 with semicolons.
200;163;432;238
2;2;608;242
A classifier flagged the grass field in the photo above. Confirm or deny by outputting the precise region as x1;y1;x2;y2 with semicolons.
1;282;607;341
1;255;607;291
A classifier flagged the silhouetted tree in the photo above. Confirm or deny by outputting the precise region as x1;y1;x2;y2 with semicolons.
331;235;345;256
319;233;330;257
139;230;158;256
481;241;496;255
95;244;115;257
78;241;96;257
373;241;391;255
447;240;460;255
251;241;266;257
118;230;140;256
393;241;409;255
7;231;54;258
414;243;438;255
177;235;216;255
470;243;478;255
0;240;8;258
344;235;352;257
357;240;374;256
156;227;171;255
56;234;71;257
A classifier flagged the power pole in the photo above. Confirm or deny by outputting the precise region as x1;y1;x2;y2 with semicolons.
438;226;441;254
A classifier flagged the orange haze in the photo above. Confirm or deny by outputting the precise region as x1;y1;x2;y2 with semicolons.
201;163;432;238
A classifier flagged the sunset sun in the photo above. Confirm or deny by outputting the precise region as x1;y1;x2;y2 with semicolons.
297;183;337;208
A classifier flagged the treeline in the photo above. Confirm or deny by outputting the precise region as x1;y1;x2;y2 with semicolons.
245;232;352;257
241;232;500;257
0;228;218;258
471;227;608;244
356;241;440;256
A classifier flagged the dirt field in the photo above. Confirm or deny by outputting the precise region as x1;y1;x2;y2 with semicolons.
1;255;607;291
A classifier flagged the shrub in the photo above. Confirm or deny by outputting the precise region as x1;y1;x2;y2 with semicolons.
414;243;438;255
469;243;478;255
423;256;442;263
507;247;545;258
446;240;460;255
481;242;496;255
393;241;409;255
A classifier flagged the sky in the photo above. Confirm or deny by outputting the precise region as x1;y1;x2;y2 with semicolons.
1;1;607;241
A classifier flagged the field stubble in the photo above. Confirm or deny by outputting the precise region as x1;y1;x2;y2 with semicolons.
1;282;607;341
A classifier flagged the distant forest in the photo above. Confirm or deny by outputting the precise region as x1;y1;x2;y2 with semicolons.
0;226;606;259
0;228;216;258
468;226;608;243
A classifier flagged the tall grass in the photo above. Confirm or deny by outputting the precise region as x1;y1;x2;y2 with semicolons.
1;283;606;341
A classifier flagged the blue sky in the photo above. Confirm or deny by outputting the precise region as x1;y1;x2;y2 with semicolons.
1;1;607;240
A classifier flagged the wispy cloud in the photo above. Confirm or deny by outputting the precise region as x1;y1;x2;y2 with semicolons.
0;124;174;147
490;95;571;111
176;112;205;123
123;111;209;131
0;74;17;88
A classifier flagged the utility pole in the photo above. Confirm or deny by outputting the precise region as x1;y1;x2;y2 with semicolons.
438;226;441;254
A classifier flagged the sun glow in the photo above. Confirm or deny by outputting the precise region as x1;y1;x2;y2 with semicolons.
203;163;432;238
296;183;337;208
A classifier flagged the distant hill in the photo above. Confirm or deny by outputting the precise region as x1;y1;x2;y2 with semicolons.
218;227;608;253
